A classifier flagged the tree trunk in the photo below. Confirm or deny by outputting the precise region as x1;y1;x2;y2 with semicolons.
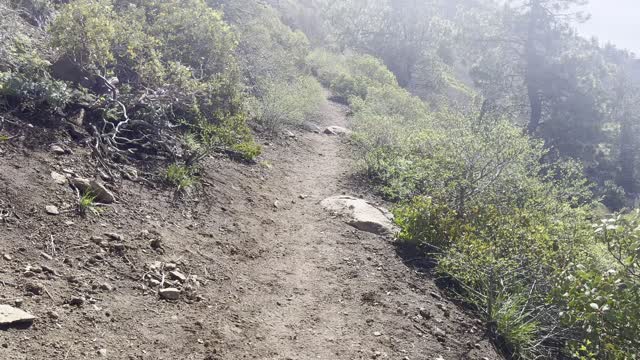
619;117;636;194
525;0;543;134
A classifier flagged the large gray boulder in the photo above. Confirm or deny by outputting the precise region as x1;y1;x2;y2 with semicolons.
321;196;398;235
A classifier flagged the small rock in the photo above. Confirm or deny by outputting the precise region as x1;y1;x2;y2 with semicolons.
419;308;432;319
90;236;105;244
3;253;12;261
45;205;60;215
100;283;114;292
13;299;23;307
48;310;60;320
25;265;43;273
112;243;125;251
159;288;180;300
273;200;280;209
433;326;447;338
430;291;442;300
41;265;58;275
149;238;163;250
40;251;53;260
51;171;68;185
68;297;85;307
50;145;66;155
105;232;124;241
164;263;177;271
324;126;353;136
148;279;161;287
97;349;107;357
373;331;382;336
299;194;307;199
169;270;187;283
25;282;45;295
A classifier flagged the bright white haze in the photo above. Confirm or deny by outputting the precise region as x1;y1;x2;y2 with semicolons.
576;0;639;55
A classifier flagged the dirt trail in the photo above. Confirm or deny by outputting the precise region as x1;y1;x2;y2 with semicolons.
0;97;501;359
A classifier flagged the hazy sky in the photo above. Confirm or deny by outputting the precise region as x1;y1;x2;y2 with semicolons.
576;0;639;54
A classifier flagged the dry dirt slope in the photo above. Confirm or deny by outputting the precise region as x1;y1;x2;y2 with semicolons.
0;97;502;360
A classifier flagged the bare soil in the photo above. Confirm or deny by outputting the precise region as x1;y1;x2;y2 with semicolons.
0;98;502;359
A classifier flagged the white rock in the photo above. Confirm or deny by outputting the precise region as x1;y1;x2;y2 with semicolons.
45;205;60;215
169;270;187;283
51;171;68;185
0;304;35;327
321;196;398;235
159;288;180;300
50;145;66;155
324;126;353;136
69;177;115;203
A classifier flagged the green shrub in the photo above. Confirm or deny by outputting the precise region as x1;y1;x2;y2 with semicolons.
50;0;120;71
166;164;196;190
307;50;398;103
0;71;71;110
248;75;325;133
48;0;257;163
321;47;640;359
601;180;627;211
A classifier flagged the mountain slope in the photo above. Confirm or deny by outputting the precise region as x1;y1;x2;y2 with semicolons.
0;95;500;359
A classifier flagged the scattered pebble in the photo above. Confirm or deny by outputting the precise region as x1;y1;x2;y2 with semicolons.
48;310;60;320
50;145;65;155
159;288;180;300
105;233;124;241
45;205;60;215
50;171;68;185
169;270;187;283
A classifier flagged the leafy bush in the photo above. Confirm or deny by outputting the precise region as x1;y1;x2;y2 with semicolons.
0;71;71;110
320;47;639;359
247;76;325;133
50;0;121;71
601;180;627;211
46;0;259;162
307;50;396;103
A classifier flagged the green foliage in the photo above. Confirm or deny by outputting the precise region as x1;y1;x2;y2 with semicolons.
307;50;396;103
0;71;71;110
166;164;197;190
77;192;97;216
601;180;627;211
50;0;120;71
45;0;258;161
318;45;638;359
553;212;640;360
247;76;325;133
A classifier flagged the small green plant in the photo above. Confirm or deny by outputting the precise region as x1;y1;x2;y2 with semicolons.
166;164;196;190
78;192;97;216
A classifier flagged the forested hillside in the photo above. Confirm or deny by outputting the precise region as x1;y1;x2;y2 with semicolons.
1;0;639;359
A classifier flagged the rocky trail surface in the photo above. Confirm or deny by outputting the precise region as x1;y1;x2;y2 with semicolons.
0;96;501;359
